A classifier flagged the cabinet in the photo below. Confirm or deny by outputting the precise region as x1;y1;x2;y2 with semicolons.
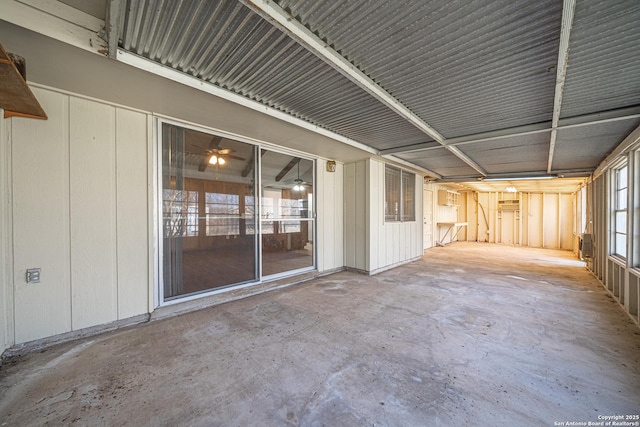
438;190;459;206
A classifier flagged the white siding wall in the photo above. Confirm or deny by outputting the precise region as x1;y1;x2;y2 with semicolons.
1;109;13;351
9;88;150;344
2;85;349;350
588;142;640;326
344;160;367;271
316;159;345;273
344;159;423;273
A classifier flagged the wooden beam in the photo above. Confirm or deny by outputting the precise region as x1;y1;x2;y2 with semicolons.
242;149;266;178
276;157;300;182
198;135;222;172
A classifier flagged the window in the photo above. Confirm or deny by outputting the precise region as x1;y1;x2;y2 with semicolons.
614;164;628;258
385;165;415;222
163;189;199;237
205;193;240;236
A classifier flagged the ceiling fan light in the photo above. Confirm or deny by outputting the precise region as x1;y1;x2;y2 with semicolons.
209;155;218;165
218;157;226;165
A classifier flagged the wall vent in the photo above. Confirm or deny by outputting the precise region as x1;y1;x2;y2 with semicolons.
498;199;520;211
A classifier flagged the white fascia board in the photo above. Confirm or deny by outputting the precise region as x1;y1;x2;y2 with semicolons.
1;0;107;55
117;50;379;157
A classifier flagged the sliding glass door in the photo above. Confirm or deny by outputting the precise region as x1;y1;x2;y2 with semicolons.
260;151;315;277
161;123;258;300
160;122;316;303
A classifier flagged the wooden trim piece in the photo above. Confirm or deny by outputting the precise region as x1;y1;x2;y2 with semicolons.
0;43;47;120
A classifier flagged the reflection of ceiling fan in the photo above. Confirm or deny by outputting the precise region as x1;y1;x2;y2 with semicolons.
187;136;245;171
290;162;311;192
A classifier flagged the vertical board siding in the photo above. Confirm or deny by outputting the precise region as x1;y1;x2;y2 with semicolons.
369;159;382;271
316;159;327;272
116;108;149;319
560;194;574;250
457;191;576;251
355;161;367;270
528;194;544;247
344;159;424;274
70;98;118;330
317;159;344;273
369;160;423;273
1;109;13;351
334;164;345;270
344;162;361;269
12;89;72;343
543;193;559;248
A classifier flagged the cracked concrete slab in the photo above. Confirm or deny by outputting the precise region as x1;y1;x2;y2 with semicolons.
1;243;639;426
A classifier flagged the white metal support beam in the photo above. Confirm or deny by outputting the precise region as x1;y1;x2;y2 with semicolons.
106;0;123;59
547;0;577;173
240;0;487;177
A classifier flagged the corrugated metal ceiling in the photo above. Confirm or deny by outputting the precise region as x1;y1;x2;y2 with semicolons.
120;0;430;149
116;0;640;182
277;0;562;138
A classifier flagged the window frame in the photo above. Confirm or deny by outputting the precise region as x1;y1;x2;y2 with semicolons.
612;163;628;259
384;164;416;223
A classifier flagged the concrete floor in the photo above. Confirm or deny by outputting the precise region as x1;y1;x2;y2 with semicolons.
1;243;639;426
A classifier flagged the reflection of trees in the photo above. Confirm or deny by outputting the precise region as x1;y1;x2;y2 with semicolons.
163;189;198;238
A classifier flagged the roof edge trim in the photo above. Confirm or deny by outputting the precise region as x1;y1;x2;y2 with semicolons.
116;49;379;157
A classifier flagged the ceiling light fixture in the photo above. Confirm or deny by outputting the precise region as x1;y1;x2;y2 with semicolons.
293;161;303;192
505;186;517;193
209;155;226;165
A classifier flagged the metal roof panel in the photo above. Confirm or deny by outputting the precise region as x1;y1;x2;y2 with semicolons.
561;0;640;118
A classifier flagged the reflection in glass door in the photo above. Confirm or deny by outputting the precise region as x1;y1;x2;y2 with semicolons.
161;123;257;301
260;151;315;277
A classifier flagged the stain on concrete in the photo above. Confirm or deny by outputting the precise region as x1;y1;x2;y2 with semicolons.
1;243;639;426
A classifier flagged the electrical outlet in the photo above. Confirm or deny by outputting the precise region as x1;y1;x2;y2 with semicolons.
26;268;41;283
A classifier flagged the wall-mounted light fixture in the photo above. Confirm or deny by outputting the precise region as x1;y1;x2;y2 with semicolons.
326;160;336;172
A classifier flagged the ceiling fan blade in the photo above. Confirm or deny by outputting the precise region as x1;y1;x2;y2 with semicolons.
216;148;235;155
225;154;246;161
186;144;211;154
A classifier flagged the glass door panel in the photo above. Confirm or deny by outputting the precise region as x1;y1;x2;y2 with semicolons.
161;123;257;300
260;151;315;277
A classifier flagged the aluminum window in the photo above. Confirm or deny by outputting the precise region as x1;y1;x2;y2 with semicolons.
613;164;628;258
385;165;415;222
